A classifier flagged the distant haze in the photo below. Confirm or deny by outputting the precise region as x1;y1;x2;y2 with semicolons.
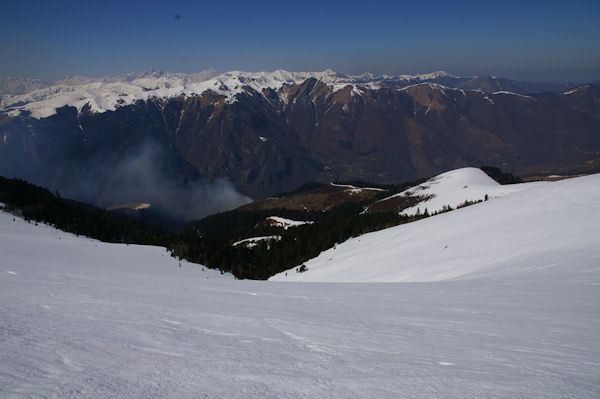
95;140;252;222
0;136;251;223
1;1;599;84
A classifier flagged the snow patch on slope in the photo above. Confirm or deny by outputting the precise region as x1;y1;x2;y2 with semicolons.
270;172;600;282
330;182;386;194
266;216;313;229
232;235;282;248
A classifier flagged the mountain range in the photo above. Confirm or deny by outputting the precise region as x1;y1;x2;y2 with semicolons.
1;69;599;222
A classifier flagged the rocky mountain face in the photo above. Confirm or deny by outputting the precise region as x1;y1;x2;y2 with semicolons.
0;71;599;221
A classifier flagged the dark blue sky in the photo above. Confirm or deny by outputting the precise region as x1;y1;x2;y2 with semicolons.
2;0;599;83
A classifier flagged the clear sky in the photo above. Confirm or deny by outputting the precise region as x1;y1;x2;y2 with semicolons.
2;0;599;83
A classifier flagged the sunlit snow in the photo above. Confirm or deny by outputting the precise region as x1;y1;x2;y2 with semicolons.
271;172;600;283
1;170;600;398
0;69;458;119
378;167;544;217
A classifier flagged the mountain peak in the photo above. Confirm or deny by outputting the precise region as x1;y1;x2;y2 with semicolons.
414;70;457;80
321;68;338;75
137;68;165;78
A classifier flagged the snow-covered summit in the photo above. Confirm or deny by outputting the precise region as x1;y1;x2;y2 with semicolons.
270;171;600;283
399;70;458;80
0;69;459;119
377;167;543;216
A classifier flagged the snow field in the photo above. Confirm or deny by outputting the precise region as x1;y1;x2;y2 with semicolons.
378;167;545;217
270;171;600;282
1;170;600;397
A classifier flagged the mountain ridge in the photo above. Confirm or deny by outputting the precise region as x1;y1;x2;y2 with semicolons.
0;69;583;118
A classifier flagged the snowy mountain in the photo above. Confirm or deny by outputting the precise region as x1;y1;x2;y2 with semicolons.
2;171;600;397
0;69;452;118
371;167;544;216
0;69;577;119
270;171;600;282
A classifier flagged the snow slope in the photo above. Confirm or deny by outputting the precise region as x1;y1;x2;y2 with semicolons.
270;172;600;282
375;167;544;216
0;210;230;281
2;175;600;398
0;69;456;119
